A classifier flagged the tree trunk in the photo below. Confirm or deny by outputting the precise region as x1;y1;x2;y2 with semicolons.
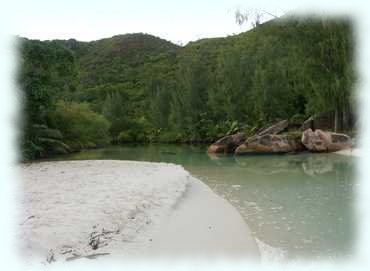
342;110;349;132
334;108;343;132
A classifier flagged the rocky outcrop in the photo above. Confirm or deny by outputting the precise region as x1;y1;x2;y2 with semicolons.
234;120;302;155
330;133;353;151
207;119;353;156
235;134;302;155
207;132;246;154
251;120;289;139
301;129;331;152
208;120;289;155
301;129;352;152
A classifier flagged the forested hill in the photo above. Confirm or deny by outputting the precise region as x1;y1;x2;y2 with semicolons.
18;16;355;160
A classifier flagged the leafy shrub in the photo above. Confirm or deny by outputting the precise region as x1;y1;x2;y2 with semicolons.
117;131;135;143
20;139;42;160
290;114;306;125
35;125;63;140
51;101;111;150
157;131;187;143
20;124;69;160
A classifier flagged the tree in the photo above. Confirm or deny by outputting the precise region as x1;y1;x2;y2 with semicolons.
235;8;278;28
102;92;130;140
147;78;171;129
18;39;76;159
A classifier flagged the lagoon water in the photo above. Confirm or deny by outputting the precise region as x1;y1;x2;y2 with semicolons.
49;144;356;261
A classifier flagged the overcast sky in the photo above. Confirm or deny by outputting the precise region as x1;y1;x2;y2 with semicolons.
2;0;365;45
4;0;293;45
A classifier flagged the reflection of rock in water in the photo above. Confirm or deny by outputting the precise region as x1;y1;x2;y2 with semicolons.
206;152;237;167
233;153;354;178
234;155;304;175
301;154;353;177
206;152;226;162
302;155;334;176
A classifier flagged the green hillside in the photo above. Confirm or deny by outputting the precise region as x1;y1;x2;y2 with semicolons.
18;16;356;159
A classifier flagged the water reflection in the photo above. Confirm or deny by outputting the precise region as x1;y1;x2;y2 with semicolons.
204;153;356;260
49;144;356;260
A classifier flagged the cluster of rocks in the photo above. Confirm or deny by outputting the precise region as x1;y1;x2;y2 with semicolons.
301;128;352;152
208;119;353;155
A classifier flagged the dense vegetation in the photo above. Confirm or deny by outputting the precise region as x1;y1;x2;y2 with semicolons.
18;15;355;160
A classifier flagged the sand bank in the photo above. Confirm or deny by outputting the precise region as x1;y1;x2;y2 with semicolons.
145;177;259;259
335;148;361;157
17;160;258;263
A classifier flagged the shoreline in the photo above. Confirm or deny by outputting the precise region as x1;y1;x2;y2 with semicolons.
334;148;361;157
145;177;259;259
17;160;259;263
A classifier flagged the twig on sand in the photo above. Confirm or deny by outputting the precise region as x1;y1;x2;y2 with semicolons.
88;227;119;250
60;249;73;255
65;253;111;261
20;215;36;225
46;249;55;264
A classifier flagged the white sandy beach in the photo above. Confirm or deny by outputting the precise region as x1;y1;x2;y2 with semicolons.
17;160;259;264
335;148;361;157
145;177;259;259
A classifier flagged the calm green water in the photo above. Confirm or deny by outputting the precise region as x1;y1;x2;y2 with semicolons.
49;144;356;260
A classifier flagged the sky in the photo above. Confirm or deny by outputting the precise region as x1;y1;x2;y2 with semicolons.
3;0;363;45
4;0;289;45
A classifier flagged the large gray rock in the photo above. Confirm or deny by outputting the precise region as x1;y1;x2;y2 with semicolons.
235;134;301;155
208;120;292;155
253;120;289;138
301;129;352;152
245;120;289;144
207;132;246;154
